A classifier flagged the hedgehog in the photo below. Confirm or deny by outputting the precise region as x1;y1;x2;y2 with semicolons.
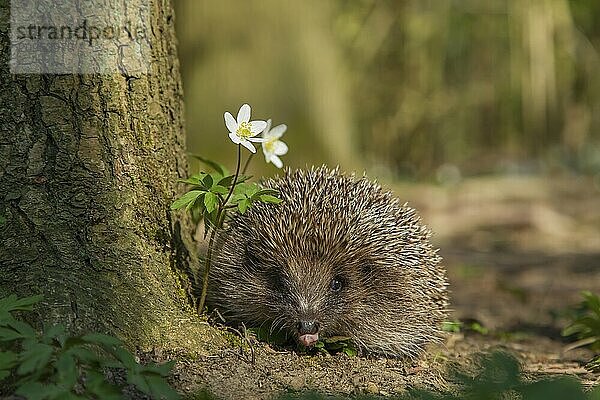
207;166;449;358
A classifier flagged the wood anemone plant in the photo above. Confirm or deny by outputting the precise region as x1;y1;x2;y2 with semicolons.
171;104;288;313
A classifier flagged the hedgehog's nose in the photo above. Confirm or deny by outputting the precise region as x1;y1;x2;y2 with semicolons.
297;320;320;347
298;320;319;335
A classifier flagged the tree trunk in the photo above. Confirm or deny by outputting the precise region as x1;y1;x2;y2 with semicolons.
0;0;217;350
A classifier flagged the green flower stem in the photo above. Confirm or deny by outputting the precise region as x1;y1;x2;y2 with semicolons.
198;144;242;313
222;144;242;206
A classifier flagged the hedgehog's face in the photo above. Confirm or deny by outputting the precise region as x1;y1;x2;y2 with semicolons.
242;243;372;348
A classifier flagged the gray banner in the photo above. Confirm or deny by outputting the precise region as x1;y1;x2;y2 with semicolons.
10;0;152;74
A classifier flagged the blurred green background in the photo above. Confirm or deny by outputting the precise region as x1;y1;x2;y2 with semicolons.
174;0;600;183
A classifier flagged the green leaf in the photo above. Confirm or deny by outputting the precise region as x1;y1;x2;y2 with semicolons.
442;320;463;333
63;337;87;350
217;174;251;188
54;393;86;400
177;176;202;185
217;175;235;187
201;174;213;190
231;193;247;203
144;374;181;400
249;188;282;203
9;319;36;339
17;343;54;375
233;182;260;196
211;185;229;195
145;360;175;377
65;345;99;364
56;352;78;388
107;346;137;370
247;327;289;345
235;175;252;184
81;333;122;347
204;209;218;227
85;370;123;400
582;291;600;318
0;294;43;315
129;372;181;400
343;347;358;357
0;350;17;369
258;195;282;204
190;154;230;176
238;199;251;214
467;321;489;335
204;192;219;213
521;377;586;400
42;324;66;343
0;327;26;341
324;342;344;350
15;382;49;400
186;193;205;212
170;190;204;210
564;316;600;338
254;188;280;197
563;292;600;349
209;172;224;184
202;208;220;239
0;215;6;226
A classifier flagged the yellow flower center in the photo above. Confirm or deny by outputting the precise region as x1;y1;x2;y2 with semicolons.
236;121;252;139
264;139;277;153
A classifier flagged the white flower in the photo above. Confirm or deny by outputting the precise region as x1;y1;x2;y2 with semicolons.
261;119;288;168
224;104;267;153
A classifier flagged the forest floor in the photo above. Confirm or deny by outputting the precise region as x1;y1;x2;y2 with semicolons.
166;174;600;399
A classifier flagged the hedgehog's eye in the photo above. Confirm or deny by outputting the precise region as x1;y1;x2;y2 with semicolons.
330;277;343;292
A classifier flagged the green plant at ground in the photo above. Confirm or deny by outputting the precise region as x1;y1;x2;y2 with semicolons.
0;294;179;400
171;104;288;313
562;290;600;372
247;326;357;356
442;318;534;342
276;351;600;400
313;336;357;357
441;319;489;335
563;291;600;350
441;320;462;333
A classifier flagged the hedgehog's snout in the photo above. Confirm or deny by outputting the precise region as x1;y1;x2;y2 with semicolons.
297;319;320;347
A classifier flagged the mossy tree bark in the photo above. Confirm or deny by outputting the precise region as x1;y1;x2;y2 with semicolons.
0;1;216;350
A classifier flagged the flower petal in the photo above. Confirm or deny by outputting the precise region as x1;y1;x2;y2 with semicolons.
250;120;267;134
240;139;256;153
274;140;288;155
229;132;241;144
263;119;272;135
224;112;237;133
271;155;283;168
268;124;287;139
237;104;251;123
248;137;267;143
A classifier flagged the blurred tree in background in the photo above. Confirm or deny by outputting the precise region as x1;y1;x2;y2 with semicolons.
175;0;600;180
